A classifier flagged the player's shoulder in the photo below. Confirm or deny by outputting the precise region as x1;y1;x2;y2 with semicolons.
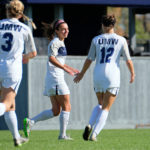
0;18;9;23
91;34;104;43
50;37;64;46
113;33;126;42
18;21;31;32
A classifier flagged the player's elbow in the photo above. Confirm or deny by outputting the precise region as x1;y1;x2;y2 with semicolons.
32;51;37;57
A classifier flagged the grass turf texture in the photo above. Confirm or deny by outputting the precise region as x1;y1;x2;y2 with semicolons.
0;129;150;150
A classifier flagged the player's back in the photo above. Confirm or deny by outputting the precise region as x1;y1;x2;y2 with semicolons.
0;18;30;77
93;33;126;88
0;18;30;59
93;33;125;66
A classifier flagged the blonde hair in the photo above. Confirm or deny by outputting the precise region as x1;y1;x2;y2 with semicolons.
6;0;36;29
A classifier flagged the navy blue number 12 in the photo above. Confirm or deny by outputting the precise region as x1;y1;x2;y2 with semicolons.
100;47;114;63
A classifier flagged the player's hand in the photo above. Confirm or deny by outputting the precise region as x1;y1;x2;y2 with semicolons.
64;67;75;76
130;74;135;83
73;73;84;83
71;68;80;74
22;54;29;64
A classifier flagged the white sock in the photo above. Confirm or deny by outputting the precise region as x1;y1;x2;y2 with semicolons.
4;111;20;139
89;105;102;128
0;103;6;116
91;109;109;137
31;109;54;123
59;111;70;137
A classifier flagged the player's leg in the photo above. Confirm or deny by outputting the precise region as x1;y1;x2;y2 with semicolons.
23;96;60;137
90;90;116;141
83;92;103;140
56;94;72;140
89;92;103;127
31;96;59;122
4;102;28;146
0;87;15;115
1;87;28;146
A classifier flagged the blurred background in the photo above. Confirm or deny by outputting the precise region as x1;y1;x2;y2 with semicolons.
1;0;150;56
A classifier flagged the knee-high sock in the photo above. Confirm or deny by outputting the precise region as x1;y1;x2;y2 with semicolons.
59;111;70;137
89;105;102;128
31;109;54;123
4;111;20;139
0;103;6;116
91;109;109;137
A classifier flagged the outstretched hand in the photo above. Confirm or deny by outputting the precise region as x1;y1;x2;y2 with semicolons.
63;67;77;76
73;73;84;83
63;65;80;76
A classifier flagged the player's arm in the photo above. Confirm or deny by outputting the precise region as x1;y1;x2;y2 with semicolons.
126;60;135;83
74;39;95;83
122;39;135;83
74;59;92;83
49;56;75;76
23;51;37;64
64;64;79;74
23;27;37;64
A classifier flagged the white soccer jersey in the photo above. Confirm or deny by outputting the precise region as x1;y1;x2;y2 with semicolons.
87;33;131;90
44;37;70;96
0;18;36;79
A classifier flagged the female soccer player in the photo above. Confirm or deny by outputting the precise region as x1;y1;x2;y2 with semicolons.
0;0;37;146
74;15;135;141
24;19;79;140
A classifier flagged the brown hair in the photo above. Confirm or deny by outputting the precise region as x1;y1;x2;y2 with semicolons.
102;15;116;27
42;19;66;41
6;0;36;29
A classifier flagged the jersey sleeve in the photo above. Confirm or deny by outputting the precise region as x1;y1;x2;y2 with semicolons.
122;39;131;61
24;28;36;53
87;39;96;61
48;41;58;57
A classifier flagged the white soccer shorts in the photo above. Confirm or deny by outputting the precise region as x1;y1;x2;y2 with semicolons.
94;87;119;96
43;82;70;97
0;77;21;94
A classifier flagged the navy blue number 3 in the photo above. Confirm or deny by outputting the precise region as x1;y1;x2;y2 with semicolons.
1;33;13;52
100;47;114;63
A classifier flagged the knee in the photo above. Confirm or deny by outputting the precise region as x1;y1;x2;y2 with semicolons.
4;102;15;112
62;103;71;112
52;108;61;116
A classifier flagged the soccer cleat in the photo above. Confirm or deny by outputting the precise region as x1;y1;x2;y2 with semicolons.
14;136;29;147
83;125;92;141
89;135;97;142
23;118;32;138
58;135;73;140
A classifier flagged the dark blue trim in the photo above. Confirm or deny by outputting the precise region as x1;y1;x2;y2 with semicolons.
56;85;58;95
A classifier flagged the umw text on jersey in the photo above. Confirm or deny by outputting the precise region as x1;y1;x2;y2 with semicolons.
98;38;119;45
0;24;22;32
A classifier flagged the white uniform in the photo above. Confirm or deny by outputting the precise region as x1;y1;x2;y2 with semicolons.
0;18;36;93
87;33;131;95
44;37;70;96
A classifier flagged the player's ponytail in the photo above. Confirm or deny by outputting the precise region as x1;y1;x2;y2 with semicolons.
22;14;37;30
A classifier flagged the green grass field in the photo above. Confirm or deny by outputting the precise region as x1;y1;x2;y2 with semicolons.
0;129;150;150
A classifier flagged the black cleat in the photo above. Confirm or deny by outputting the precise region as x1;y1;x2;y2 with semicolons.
83;125;92;141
